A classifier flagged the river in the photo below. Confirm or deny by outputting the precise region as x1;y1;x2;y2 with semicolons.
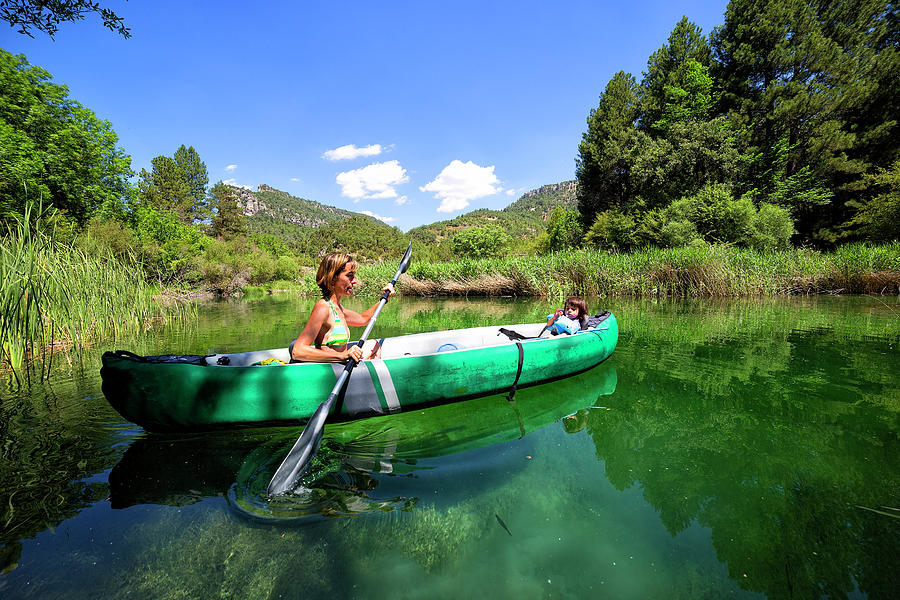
1;295;897;599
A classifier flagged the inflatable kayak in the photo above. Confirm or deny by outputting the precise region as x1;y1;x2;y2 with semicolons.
100;314;618;432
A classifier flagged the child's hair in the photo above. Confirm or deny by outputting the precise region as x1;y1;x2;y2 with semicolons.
564;296;588;318
316;252;358;298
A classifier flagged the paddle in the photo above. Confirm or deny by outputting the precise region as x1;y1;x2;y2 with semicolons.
267;242;412;496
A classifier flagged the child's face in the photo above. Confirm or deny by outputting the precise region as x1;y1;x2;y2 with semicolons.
564;304;579;318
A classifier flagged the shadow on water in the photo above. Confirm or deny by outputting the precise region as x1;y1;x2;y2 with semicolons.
107;362;618;522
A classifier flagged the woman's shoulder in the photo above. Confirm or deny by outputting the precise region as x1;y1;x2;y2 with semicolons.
309;299;332;316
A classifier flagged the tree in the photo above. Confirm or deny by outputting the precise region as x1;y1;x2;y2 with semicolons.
640;16;713;133
650;59;717;132
847;159;900;242
1;0;130;38
575;70;642;223
546;206;583;251
209;182;247;240
451;225;510;258
0;50;134;224
712;0;898;243
138;145;210;224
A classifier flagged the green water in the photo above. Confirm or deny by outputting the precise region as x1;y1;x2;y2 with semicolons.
1;296;898;599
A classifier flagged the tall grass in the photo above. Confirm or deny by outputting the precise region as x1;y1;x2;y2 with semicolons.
349;243;900;299
0;210;194;376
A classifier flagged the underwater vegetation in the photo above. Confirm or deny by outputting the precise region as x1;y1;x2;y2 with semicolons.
122;508;334;599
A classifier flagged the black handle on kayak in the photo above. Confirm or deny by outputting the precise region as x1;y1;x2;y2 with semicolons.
266;242;412;497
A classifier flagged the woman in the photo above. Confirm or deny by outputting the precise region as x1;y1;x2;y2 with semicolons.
289;253;394;363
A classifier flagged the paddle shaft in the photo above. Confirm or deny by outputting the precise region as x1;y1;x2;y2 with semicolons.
267;244;411;496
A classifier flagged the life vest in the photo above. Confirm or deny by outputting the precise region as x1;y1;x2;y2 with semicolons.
547;314;580;335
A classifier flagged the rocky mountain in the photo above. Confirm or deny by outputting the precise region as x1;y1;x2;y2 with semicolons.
227;180;578;251
503;181;577;218
232;184;363;228
406;180;578;246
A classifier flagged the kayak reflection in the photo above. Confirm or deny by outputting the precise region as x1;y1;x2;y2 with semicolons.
109;362;617;519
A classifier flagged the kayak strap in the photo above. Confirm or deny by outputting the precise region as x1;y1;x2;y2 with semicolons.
498;327;528;341
507;341;524;402
108;350;213;365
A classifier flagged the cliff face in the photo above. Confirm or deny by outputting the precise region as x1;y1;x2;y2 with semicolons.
231;184;356;228
519;180;577;201
502;180;578;219
233;187;268;217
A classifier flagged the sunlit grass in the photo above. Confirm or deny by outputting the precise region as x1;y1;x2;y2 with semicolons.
0;210;195;375
350;243;900;299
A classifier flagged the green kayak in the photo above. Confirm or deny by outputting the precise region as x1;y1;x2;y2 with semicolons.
100;314;618;432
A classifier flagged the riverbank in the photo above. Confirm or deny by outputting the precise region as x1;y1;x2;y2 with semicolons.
245;243;900;299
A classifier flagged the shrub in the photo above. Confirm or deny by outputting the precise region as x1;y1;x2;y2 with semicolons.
546;207;583;251
79;217;138;261
247;251;276;285
451;225;510;258
749;202;795;250
274;255;300;281
584;210;637;251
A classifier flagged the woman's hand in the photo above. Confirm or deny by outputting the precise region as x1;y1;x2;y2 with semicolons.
341;344;364;363
383;283;395;299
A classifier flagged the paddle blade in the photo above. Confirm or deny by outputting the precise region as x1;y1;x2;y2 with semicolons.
398;242;412;276
266;397;332;496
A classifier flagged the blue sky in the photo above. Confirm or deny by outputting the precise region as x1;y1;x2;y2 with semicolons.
4;0;729;231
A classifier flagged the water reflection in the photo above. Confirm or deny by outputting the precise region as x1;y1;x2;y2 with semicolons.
582;299;899;600
111;363;618;521
2;295;899;599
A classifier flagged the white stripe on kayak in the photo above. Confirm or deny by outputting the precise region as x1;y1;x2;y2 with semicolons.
331;363;382;415
370;359;400;412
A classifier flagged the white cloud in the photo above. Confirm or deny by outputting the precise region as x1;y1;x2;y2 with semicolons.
420;160;503;213
323;144;383;161
290;177;301;182
506;189;517;196
223;178;252;190
336;160;408;201
395;195;409;206
225;164;238;172
360;210;395;223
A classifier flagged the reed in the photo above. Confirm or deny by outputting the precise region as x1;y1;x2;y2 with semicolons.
349;243;900;299
0;210;194;375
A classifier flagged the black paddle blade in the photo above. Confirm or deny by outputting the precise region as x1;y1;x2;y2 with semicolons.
398;242;412;276
266;397;332;496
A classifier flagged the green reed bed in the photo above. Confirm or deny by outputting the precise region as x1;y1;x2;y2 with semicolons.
354;243;900;299
0;215;194;374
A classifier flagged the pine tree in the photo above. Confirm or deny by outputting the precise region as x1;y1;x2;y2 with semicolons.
575;70;642;224
138;145;209;224
712;0;898;243
640;16;713;133
209;182;247;239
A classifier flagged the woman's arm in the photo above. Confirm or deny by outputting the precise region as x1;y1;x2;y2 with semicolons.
341;284;394;327
290;301;362;363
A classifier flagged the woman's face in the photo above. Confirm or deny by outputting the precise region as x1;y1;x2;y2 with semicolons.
333;263;359;296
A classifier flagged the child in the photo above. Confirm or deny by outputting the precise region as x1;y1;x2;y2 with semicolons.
546;296;588;335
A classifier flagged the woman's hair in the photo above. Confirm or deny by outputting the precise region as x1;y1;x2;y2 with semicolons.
316;253;358;298
565;296;588;318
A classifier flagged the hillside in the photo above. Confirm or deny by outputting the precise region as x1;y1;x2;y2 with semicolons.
502;181;577;217
232;184;378;241
227;181;578;258
406;180;578;246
